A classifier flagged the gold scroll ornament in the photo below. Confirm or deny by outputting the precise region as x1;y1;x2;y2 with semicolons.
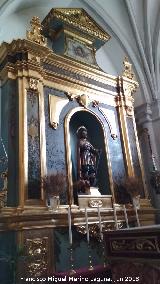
49;95;69;129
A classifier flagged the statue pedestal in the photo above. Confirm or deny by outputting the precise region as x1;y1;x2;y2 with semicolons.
78;194;112;209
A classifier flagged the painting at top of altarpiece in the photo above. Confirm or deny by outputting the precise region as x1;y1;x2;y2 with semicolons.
1;79;19;206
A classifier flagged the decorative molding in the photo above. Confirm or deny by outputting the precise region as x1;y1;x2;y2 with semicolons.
27;16;47;47
49;95;69;129
26;237;49;276
111;237;159;253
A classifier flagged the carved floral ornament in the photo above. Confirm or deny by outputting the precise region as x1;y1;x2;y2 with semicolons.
89;199;103;208
111;237;159;252
29;78;39;91
26;237;48;276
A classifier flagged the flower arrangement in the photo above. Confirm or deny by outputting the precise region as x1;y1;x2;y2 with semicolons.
122;176;142;198
73;179;91;195
114;181;131;204
114;175;142;204
43;172;66;197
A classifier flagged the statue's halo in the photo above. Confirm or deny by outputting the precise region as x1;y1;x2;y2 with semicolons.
76;126;87;136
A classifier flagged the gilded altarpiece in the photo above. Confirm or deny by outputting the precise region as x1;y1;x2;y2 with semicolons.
0;8;154;281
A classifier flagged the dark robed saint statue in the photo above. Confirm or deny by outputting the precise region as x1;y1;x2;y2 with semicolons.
76;126;101;194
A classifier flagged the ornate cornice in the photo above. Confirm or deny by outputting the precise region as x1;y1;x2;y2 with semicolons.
0;39;139;110
0;39;118;98
42;8;110;42
0;39;115;82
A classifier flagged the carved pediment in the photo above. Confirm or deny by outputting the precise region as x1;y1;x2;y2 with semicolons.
43;8;110;42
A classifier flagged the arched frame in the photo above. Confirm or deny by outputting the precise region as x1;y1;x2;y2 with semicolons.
64;106;115;205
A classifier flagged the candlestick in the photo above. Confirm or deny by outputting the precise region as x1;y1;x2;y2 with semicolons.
102;241;107;268
133;203;140;227
113;204;118;230
68;206;72;245
123;205;129;228
85;208;89;243
69;245;76;275
88;243;94;271
97;205;103;240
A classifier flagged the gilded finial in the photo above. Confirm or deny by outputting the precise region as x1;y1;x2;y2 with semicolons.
123;56;134;80
26;16;47;46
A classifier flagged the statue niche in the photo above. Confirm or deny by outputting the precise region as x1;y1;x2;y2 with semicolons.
69;110;110;203
77;126;101;194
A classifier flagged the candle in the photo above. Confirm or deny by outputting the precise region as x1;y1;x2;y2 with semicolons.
68;206;72;245
97;205;103;240
113;204;118;230
85;208;89;243
133;203;140;227
123;205;129;228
